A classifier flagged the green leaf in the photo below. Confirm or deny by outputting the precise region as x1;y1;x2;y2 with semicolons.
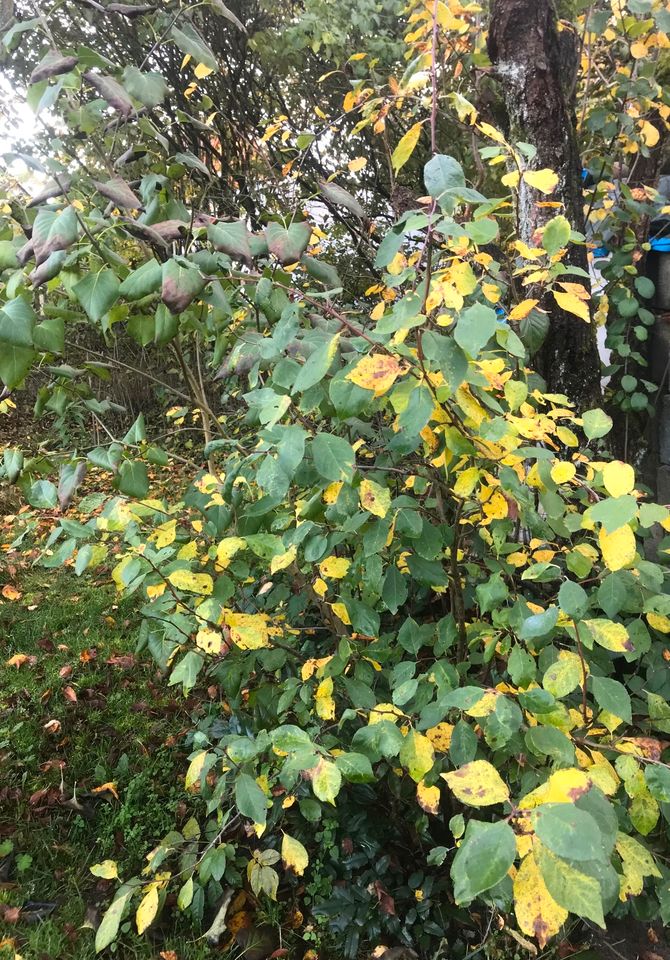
33;316;65;353
525;726;575;765
0;345;35;388
519;308;549;352
587;495;638;533
265;221;312;265
424;154;466;202
311;433;355;483
382;565;408;614
582;408;613;440
292;335;340;394
32;205;79;263
421;331;468;392
542;215;571;256
171;20;219;72
119;260;163;300
122;65;168;107
451;819;516;904
208;220;252;262
454;303;497;358
558;579;588;619
95;885;134;952
533;804;604;862
73;270;120;322
167;651;203;694
644;765;670;803
535;843;605;927
590;675;632;723
318;180;365;219
117;460;149;498
235;773;268;824
3;448;24;483
0;296;36;347
334;752;375;783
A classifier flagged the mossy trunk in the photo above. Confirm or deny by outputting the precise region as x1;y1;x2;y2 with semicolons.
488;0;601;412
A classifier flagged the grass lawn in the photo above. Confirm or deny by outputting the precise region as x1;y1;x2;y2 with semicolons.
0;567;213;959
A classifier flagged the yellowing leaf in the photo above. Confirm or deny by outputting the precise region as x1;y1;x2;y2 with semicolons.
216;536;246;570
400;730;435;782
584;618;634;653
359;478;391;518
509;299;539;321
640;119;660;147
553;289;590;322
313;577;328;598
185;750;210;789
616;832;661;901
225;611;270;649
315;676;336;720
391;121;423;174
453;466;479;498
282;833;309;875
167;569;213;595
323;481;343;504
417;780;440;815
602;460;635;497
90;860;119;880
270;545;297;574
347;354;404;396
331;601;351;625
319;556;351;579
630;40;648;58
348;156;367;172
196;627;222;654
647;611;670;633
513;850;568;948
152;519;177;549
518;768;592;810
477;121;506;144
523;169;559;194
441;760;509;807
598;524;636;571
369;702;404;725
136;885;159;935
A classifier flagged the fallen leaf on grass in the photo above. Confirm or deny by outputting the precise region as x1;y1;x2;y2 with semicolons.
5;654;35;669
1;585;21;600
43;719;62;735
63;685;77;703
91;781;119;800
0;904;21;923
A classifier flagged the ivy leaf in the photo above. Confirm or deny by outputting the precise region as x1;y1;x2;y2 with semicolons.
451;820;516;904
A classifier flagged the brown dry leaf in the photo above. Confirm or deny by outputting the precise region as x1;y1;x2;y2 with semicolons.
59;665;73;679
43;719;62;735
5;653;33;668
63;685;78;703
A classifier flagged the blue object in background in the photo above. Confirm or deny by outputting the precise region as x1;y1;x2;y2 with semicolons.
650;236;670;253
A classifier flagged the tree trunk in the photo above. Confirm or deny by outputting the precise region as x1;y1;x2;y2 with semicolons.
488;0;601;412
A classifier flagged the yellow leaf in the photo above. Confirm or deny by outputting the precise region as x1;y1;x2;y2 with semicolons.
647;611;670;633
301;656;333;681
584;618;634;653
270;546;297;574
441;759;509;807
167;569;213;595
391;121;423;174
90;860;119;880
319;556;351;579
453;466;479;498
602;460;635;497
185;750;210;789
502;170;520;188
346;354;404;396
478;121;506;144
146;582;166;600
369;702;403;725
482;282;501;303
348;156;367;172
282;833;309;875
550;461;576;484
630;40;648;58
224;611;270;649
523;168;559;194
136;885;159;935
196;628;222;654
370;301;385;321
194;62;214;78
518;768;592;810
215;536;246;570
425;722;454;752
513;850;568;948
313;577;328;598
509;299;539;321
553;290;590;322
315;676;336;720
331;602;351;625
640;120;660;147
417;780;440;815
359;478;391;518
598;524;636;571
152;519;177;549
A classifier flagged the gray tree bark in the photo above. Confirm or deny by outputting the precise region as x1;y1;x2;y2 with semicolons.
488;0;601;412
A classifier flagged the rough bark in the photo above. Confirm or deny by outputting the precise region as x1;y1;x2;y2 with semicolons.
488;0;601;412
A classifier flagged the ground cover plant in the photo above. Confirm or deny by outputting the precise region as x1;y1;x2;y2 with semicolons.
2;0;670;958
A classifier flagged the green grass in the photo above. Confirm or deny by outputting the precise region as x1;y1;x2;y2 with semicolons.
0;569;211;959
